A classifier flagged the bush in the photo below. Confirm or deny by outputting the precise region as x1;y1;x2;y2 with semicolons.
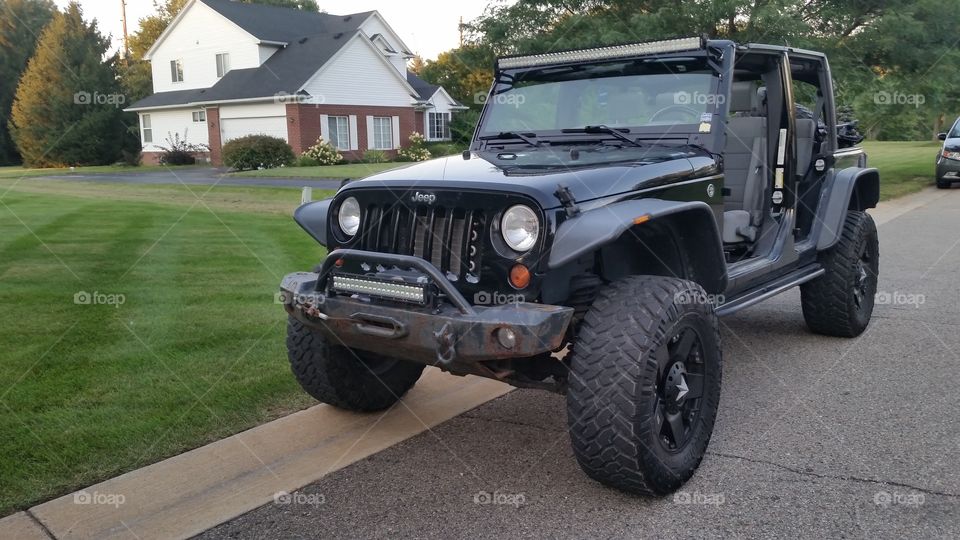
397;132;431;162
295;155;321;167
450;109;480;144
425;141;468;157
156;131;206;166
301;137;342;165
363;149;389;163
222;134;294;171
120;149;142;166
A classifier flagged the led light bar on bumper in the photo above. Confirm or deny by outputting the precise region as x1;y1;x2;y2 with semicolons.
331;275;426;304
497;37;703;70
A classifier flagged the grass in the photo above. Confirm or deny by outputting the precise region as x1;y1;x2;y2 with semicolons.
0;164;206;179
861;140;941;200
0;179;334;515
229;162;404;179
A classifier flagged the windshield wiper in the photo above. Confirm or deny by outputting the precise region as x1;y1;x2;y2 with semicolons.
561;125;643;148
478;131;542;147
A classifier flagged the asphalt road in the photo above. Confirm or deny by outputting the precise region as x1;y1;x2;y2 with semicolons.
199;192;960;539
23;168;345;190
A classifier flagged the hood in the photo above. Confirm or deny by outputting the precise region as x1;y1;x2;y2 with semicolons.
344;150;719;209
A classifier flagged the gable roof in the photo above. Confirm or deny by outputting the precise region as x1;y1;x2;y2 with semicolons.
407;72;439;101
200;0;373;44
129;31;418;111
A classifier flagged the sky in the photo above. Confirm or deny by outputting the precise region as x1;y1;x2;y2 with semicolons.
53;0;498;60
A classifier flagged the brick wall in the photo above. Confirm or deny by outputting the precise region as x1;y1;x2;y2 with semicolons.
206;107;222;166
287;104;417;160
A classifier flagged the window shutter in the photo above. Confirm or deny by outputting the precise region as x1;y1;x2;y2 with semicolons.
392;116;401;149
349;115;359;150
366;116;376;149
319;114;329;142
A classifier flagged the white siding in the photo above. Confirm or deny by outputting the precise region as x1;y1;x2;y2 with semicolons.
219;102;287;119
423;89;459;140
359;15;407;56
301;37;413;107
139;109;209;153
258;45;280;64
150;2;262;93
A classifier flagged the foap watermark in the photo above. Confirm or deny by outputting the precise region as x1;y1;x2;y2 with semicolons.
873;490;924;508
475;92;526;109
275;290;326;306
74;291;126;307
874;91;925;108
74;490;125;508
673;490;725;506
73;91;126;108
274;91;316;105
874;290;925;308
273;491;326;507
674;290;725;306
675;91;725;106
473;490;526;508
474;290;525;306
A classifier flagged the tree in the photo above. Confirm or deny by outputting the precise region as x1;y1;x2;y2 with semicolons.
9;2;127;167
419;45;495;111
0;0;56;165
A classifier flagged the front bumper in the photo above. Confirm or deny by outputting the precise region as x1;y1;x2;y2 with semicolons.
279;249;573;369
937;156;960;180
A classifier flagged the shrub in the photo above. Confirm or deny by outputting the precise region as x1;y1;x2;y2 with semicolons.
363;149;389;163
425;141;468;157
397;131;431;162
156;131;206;166
295;155;321;167
120;149;142;166
301;137;342;165
222;134;295;171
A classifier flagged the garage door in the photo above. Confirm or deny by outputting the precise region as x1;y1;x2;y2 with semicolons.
220;116;288;142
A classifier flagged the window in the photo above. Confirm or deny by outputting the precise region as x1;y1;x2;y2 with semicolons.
428;112;451;140
192;110;206;123
216;53;230;78
327;115;350;150
170;59;183;83
372;117;393;149
141;114;152;143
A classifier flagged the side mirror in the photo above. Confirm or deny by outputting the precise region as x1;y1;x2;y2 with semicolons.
938;132;948;141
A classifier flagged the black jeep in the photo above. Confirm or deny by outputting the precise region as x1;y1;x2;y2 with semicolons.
280;37;880;496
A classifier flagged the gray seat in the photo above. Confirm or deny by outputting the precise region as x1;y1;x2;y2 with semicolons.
795;119;816;177
723;82;768;244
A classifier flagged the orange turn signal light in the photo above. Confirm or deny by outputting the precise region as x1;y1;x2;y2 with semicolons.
633;214;651;225
509;264;531;289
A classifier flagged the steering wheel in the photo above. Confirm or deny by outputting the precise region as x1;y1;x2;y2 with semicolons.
648;105;701;124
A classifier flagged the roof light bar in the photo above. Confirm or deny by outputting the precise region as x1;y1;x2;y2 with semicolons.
497;37;703;70
332;275;426;304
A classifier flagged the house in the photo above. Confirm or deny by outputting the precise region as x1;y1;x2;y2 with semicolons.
126;0;467;165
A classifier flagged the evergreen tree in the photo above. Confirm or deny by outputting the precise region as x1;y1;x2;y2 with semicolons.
9;2;126;167
0;0;56;165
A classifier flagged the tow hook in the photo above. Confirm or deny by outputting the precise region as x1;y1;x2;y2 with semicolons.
434;322;457;365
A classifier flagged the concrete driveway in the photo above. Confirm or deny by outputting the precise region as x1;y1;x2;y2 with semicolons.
198;190;960;539
23;168;345;190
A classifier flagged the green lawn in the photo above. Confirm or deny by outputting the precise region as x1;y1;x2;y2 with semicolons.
0;164;206;179
861;140;940;200
229;162;404;179
0;179;333;515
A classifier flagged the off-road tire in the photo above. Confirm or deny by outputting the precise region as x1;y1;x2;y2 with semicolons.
286;317;425;411
567;276;722;496
801;210;879;337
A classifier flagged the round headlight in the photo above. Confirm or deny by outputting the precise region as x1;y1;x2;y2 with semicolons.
501;205;539;252
338;197;361;237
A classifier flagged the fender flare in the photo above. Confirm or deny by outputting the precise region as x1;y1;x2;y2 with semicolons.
293;199;332;246
547;199;728;294
813;167;879;251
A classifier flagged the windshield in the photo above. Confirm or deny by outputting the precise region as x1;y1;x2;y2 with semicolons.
950;119;960;138
480;60;718;135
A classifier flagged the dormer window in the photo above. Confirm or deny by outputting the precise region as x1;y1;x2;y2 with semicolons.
216;53;230;78
170;59;184;83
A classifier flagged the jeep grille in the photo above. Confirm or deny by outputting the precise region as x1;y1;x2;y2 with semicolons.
357;205;485;282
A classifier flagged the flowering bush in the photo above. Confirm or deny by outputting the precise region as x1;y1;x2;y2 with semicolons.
301;137;343;165
397;131;432;162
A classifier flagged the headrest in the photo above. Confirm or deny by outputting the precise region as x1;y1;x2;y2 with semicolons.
730;81;756;112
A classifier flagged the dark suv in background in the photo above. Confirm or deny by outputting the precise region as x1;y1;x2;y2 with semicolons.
937;117;960;188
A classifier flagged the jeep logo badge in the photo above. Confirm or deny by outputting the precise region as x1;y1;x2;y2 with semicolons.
411;192;436;204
